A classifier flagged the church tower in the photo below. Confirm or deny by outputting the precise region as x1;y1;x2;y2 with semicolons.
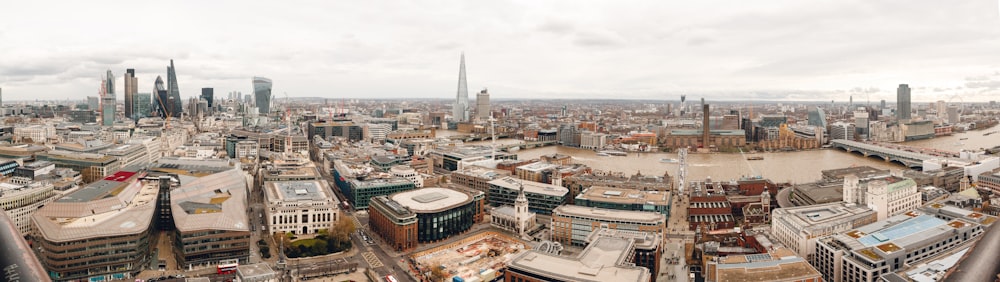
514;182;530;236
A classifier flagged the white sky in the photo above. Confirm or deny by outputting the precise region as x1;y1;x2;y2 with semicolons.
2;0;1000;102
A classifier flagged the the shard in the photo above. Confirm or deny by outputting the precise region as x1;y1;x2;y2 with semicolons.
452;53;470;122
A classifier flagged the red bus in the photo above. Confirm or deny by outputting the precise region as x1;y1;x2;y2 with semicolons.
384;275;399;282
217;263;238;274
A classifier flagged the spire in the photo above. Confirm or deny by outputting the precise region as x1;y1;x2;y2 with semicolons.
454;53;470;122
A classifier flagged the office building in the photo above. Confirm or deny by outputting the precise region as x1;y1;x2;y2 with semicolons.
813;204;994;282
35;150;120;183
830;122;855;141
551;205;665;246
488;177;567;215
341;175;416;210
102;95;115;126
579;131;608;150
843;175;920;221
705;247;821;282
0;181;57;235
506;231;652;282
253;77;272;114
574;186;672;216
368;187;483;251
87;96;99;110
264;178;340;235
897;84;911;120
166;60;183;117
307;121;363;142
171;169;251;267
663;129;746;150
135;92;151;119
808;107;828;128
428;145;515;171
32;168;155;282
770;202;877;259
452;53;470;122
123;69;137;120
201;87;214;109
450;165;511;202
153;76;173;117
476;88;490;119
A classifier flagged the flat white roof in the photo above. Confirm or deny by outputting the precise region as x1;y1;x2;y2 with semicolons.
391;187;471;213
488;177;568;197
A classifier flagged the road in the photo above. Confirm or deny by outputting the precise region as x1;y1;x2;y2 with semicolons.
776;186;794;208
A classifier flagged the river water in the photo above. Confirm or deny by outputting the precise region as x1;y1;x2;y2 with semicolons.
436;124;1000;184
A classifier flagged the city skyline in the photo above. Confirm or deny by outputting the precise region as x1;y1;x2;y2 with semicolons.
2;1;1000;102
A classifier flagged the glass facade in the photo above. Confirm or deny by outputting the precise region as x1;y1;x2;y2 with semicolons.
416;201;476;242
345;179;416;210
253;77;272;114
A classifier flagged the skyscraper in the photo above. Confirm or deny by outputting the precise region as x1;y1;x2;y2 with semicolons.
135;93;151;120
476;88;490;120
896;84;911;120
253;77;272;114
124;69;137;120
807;107;827;128
166;60;183;117
153;76;170;117
102;70;116;126
201;88;214;109
452;53;470;122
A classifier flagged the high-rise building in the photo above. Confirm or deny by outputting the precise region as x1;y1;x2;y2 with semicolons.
166;60;183;117
476;88;490;120
896;84;911;120
135;93;151;119
153;76;172;117
253;77;272;114
452;53;470;122
808;107;828;128
200;88;214;109
123;69;137;120
947;106;959;124
87;96;99;110
880;99;886;110
102;70;116;126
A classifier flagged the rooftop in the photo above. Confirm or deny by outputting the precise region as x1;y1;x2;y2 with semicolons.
171;169;249;232
772;202;875;234
489;177;568;197
554;205;665;224
517;162;559;173
576;186;671;205
390;187;471;213
56;170;141;203
266;180;334;202
33;171;157;242
508;236;650;282
714;248;821;282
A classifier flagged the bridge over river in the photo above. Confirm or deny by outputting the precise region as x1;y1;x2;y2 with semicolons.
830;139;958;169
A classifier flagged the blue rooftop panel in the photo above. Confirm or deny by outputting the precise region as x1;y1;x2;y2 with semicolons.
858;215;946;246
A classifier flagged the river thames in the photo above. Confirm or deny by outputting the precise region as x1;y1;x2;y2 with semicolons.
439;124;1000;184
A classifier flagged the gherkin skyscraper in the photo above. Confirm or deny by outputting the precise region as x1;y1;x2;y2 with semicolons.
452;53;470;122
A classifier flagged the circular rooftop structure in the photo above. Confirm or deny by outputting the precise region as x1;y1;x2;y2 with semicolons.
390;187;471;213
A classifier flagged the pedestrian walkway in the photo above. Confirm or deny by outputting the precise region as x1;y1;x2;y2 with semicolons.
362;251;384;268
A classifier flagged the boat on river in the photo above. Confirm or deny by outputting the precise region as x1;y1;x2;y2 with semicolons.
660;158;678;163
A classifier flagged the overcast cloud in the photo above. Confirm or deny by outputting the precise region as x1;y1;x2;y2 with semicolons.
1;0;999;102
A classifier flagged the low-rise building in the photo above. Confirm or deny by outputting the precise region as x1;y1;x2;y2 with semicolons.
368;187;483;251
450;165;510;202
171;169;251;267
32;168;155;282
551;205;666;246
264;179;340;235
770;202;877;259
688;196;735;231
813;203;995;282
574;186;671;216
36;150;120;183
0;181;57;235
506;235;651;282
704;247;822;282
487;177;567;215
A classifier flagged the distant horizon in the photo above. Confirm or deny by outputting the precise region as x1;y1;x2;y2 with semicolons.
3;2;999;102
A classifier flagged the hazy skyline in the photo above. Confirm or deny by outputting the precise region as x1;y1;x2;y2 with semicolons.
2;1;1000;102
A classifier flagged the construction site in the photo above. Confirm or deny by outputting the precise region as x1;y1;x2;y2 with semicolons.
410;232;528;282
